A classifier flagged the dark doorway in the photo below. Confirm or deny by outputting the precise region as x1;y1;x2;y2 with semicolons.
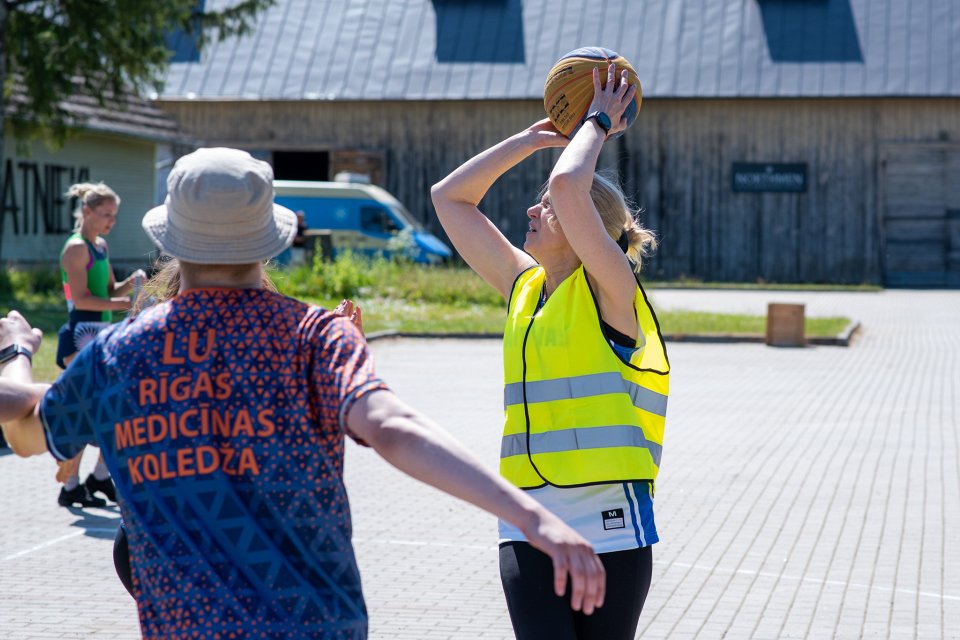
272;151;330;181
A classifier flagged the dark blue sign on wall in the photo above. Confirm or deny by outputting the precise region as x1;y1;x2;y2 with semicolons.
732;163;807;193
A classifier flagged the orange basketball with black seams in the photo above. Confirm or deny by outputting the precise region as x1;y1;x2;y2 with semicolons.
544;46;642;138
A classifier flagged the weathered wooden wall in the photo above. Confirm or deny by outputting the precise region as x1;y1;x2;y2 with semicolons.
159;98;960;284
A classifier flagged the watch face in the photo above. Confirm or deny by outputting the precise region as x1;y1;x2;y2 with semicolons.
597;112;612;131
0;344;16;364
0;344;30;364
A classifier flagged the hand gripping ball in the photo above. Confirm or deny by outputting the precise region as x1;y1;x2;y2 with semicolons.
543;46;642;138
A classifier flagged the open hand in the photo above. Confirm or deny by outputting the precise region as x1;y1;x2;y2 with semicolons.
0;311;42;354
587;64;638;138
334;299;364;333
524;508;606;614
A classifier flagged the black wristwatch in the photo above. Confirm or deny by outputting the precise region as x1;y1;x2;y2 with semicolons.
585;111;612;134
0;343;33;365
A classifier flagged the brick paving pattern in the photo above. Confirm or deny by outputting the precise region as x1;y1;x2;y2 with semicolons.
1;289;957;639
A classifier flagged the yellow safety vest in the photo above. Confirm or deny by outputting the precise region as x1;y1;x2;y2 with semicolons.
501;265;670;489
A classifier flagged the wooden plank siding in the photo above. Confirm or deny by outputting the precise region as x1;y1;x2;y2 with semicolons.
880;143;960;286
159;98;960;284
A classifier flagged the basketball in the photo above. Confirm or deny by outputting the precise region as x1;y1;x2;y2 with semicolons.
543;47;642;138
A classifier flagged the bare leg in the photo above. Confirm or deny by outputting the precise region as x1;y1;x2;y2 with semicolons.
56;452;83;484
54;351;106;507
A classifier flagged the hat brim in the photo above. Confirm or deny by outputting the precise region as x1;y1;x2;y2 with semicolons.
142;203;298;265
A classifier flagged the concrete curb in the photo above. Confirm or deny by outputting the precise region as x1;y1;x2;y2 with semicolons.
662;334;764;344
366;325;863;347
827;319;862;346
365;331;498;342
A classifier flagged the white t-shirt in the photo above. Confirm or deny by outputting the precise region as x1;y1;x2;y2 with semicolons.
498;481;658;554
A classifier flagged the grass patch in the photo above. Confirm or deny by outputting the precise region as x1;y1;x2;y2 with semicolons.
646;279;881;292
270;253;502;306
658;310;850;337
0;295;64;384
2;256;854;383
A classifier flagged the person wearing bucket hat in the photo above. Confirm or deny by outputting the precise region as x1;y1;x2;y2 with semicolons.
0;147;605;640
142;147;298;264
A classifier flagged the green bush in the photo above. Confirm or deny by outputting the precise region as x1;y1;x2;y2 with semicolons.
274;251;502;307
375;262;501;306
276;250;378;300
0;266;61;298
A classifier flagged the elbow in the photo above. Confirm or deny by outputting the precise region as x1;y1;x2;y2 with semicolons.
430;181;450;209
548;171;585;197
4;428;41;458
8;441;35;458
430;182;458;224
71;294;97;311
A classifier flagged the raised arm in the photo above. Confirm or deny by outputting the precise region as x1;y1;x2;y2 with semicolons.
431;120;566;299
548;66;640;308
347;389;606;614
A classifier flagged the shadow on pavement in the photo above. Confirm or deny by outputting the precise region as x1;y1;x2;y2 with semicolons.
65;506;122;539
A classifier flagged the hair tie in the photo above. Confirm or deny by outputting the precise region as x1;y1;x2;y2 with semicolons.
616;229;629;253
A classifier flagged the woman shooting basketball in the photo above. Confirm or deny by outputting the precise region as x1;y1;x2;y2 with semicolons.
432;65;669;640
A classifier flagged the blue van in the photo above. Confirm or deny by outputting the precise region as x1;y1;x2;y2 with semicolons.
273;179;451;264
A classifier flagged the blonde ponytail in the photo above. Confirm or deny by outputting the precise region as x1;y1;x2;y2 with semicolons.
588;171;657;273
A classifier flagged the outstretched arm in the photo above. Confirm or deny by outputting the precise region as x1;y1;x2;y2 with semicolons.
0;380;47;424
0;311;48;456
431;120;567;299
347;389;606;614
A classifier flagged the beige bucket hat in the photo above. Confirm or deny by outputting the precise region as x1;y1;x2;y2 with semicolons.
142;147;297;264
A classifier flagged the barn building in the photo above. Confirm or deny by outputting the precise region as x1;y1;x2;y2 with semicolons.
157;0;960;286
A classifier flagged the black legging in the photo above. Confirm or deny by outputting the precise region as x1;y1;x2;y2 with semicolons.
499;542;652;640
113;525;135;597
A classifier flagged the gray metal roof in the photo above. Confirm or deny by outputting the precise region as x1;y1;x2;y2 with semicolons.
159;0;960;101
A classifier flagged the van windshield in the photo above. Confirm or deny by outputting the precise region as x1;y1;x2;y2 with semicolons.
389;203;425;232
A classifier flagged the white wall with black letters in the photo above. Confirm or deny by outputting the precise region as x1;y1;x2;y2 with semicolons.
0;130;160;271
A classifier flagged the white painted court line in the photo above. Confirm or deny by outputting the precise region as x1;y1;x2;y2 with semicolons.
356;538;960;603
1;527;119;562
665;560;960;603
12;531;954;605
354;537;494;551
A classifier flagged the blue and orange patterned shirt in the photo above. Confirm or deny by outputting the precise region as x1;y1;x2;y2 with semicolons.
40;288;387;640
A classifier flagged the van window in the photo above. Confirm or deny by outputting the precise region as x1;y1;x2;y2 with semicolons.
360;206;400;233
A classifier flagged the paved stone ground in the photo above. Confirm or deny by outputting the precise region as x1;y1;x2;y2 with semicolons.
1;289;957;639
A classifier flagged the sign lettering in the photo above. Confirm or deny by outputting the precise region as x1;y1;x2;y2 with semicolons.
0;159;91;243
732;163;807;193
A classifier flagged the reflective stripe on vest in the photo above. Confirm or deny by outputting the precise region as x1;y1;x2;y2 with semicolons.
500;426;663;467
503;371;668;417
500;265;669;488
